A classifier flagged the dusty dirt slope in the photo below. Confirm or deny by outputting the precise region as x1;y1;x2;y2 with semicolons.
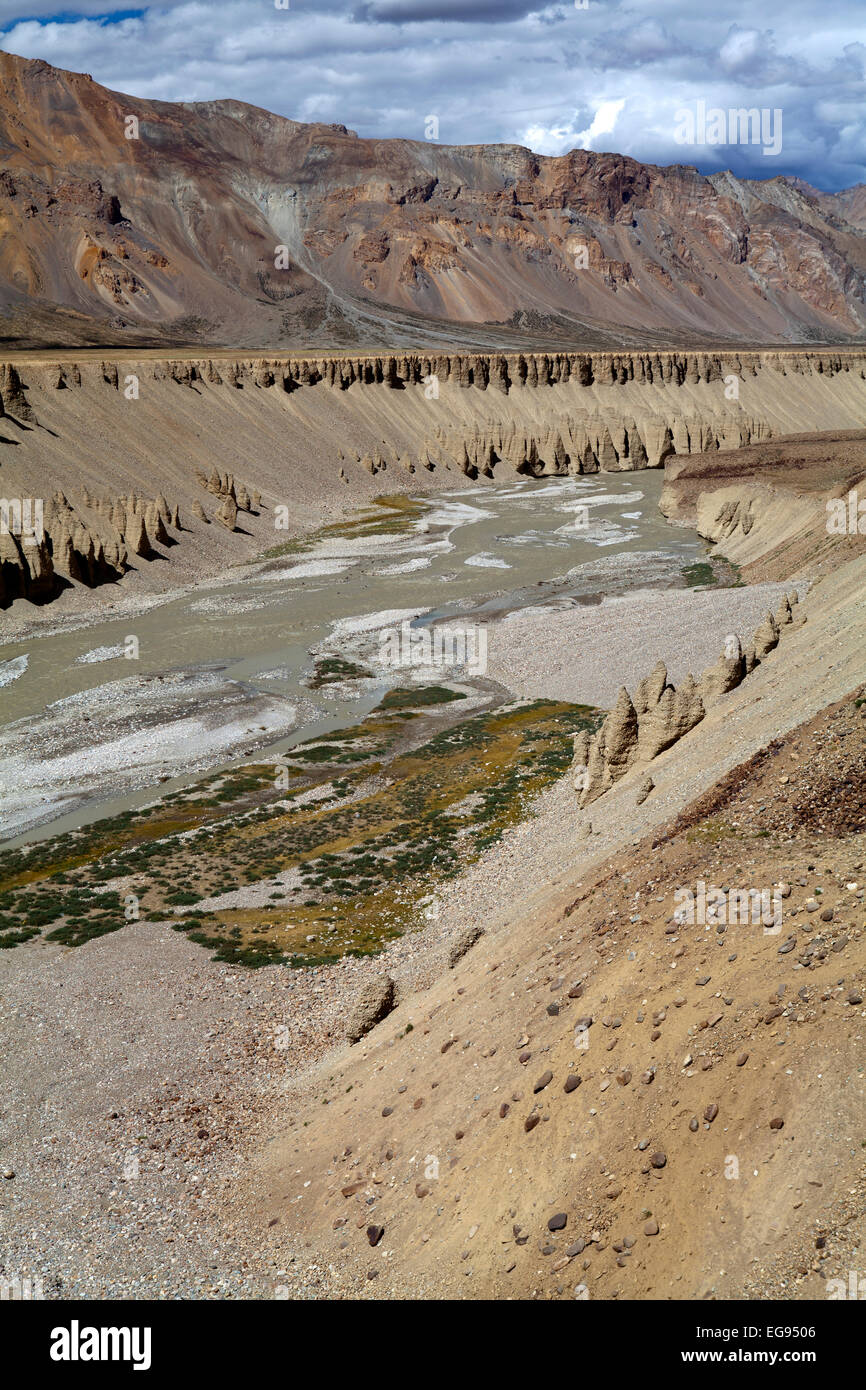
662;430;866;581
246;660;866;1300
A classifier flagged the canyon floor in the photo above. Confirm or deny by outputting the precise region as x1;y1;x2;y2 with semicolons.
0;425;864;1302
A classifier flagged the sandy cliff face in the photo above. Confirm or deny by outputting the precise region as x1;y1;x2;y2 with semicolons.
1;347;864;615
3;53;866;348
660;429;866;580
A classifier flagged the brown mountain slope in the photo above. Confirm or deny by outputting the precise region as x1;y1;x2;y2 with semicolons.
2;53;866;350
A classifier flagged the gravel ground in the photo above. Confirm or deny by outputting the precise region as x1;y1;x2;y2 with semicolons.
487;581;804;707
0;668;314;841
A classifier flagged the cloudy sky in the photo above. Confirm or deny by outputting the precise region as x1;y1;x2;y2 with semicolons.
1;1;864;191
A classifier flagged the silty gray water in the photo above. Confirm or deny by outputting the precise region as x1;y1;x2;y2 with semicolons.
0;471;707;844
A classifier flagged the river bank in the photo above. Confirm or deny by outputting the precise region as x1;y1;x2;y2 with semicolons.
2;470;710;844
2;350;865;628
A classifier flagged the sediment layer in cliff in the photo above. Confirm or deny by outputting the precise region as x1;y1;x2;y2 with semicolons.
2;348;864;616
660;428;866;580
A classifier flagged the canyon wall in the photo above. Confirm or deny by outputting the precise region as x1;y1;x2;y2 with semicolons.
2;348;865;614
660;427;866;581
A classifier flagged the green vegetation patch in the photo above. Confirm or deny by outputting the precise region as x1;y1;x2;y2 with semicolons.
0;696;601;969
261;494;423;561
681;561;717;588
308;655;371;688
378;685;468;710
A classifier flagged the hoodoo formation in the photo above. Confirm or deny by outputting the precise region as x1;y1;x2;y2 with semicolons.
2;348;865;616
573;592;800;806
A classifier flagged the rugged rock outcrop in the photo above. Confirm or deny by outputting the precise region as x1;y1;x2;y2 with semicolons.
0;525;55;607
659;432;866;581
574;595;800;806
448;924;485;968
215;494;239;531
3;53;866;349
347;976;397;1044
3;350;864;494
0;486;189;608
2;354;863;614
